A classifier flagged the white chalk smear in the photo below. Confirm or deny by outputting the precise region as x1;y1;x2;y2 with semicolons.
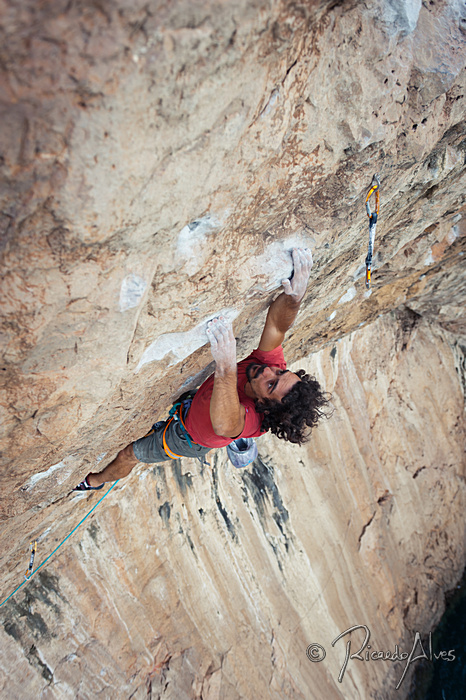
177;214;222;275
383;0;421;34
424;249;434;266
136;307;239;372
119;273;147;312
37;527;51;543
22;458;75;489
261;89;279;119
444;146;462;173
246;236;314;293
327;310;337;321
364;289;373;299
446;225;459;245
338;286;357;304
353;264;366;281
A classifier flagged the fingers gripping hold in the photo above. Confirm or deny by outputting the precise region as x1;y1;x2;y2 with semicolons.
293;247;313;271
282;247;313;300
207;316;230;341
206;316;237;368
281;278;293;294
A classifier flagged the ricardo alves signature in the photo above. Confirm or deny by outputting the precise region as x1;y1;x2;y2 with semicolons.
306;624;456;690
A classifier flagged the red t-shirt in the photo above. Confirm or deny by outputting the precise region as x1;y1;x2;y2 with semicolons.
185;346;286;448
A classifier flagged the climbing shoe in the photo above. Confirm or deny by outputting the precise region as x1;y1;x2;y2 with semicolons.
73;476;104;491
226;438;258;468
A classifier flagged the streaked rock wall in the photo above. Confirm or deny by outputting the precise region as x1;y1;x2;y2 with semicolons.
1;312;464;698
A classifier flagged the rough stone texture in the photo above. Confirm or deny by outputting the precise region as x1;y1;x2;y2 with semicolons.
0;0;465;697
0;313;465;699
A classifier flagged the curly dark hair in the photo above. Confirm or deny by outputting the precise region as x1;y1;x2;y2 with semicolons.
255;370;333;445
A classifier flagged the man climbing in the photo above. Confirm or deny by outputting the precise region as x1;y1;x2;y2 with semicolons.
75;248;331;491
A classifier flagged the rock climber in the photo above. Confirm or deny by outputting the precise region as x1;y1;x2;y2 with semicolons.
74;248;331;491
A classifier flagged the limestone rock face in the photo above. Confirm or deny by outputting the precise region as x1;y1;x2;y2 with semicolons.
0;0;465;698
1;313;465;699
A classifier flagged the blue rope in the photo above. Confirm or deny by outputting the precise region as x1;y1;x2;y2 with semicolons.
0;480;119;609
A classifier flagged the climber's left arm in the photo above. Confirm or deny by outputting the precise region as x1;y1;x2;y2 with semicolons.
206;317;246;438
258;248;313;352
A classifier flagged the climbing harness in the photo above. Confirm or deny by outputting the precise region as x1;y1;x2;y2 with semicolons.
163;396;196;459
364;173;380;289
150;392;197;460
139;391;208;464
160;391;210;466
0;480;119;609
24;540;37;580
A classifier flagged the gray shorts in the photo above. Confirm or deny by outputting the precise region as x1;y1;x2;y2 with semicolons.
133;419;211;464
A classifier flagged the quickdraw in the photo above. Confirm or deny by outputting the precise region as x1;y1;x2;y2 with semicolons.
364;173;380;289
24;540;37;580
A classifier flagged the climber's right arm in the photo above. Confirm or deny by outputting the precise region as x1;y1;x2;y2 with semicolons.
206;317;245;438
258;248;313;351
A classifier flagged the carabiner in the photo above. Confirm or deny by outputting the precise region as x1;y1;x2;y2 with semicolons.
365;173;380;218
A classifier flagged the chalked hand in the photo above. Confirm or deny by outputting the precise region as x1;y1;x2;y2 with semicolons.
206;316;237;371
282;248;313;302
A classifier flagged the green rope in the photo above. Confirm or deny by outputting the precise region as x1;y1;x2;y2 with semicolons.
0;480;119;609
